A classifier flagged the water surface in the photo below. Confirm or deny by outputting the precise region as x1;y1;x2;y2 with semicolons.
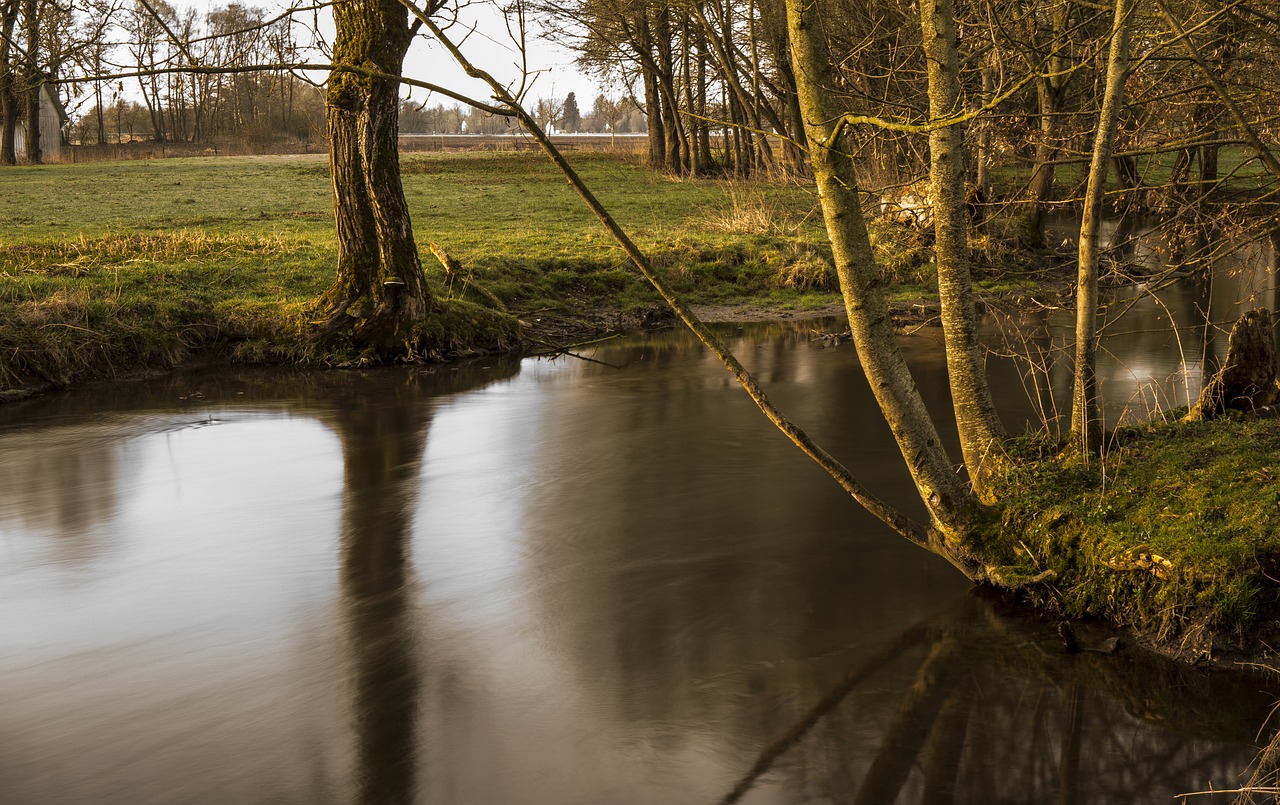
2;312;1275;803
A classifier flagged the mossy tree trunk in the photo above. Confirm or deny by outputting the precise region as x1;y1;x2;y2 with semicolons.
1185;309;1280;421
785;0;978;559
1070;0;1134;456
920;0;1005;497
320;0;430;354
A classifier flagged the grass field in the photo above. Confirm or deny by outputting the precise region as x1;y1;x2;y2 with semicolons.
0;147;1111;395
0;151;862;392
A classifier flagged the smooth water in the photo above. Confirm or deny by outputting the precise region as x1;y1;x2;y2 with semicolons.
3;223;1279;803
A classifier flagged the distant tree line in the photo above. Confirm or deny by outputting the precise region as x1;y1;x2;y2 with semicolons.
1;0;327;162
536;0;1280;193
398;91;647;135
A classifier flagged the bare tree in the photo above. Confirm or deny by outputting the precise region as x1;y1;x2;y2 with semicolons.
0;0;18;164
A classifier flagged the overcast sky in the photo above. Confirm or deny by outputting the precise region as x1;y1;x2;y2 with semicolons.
166;0;604;108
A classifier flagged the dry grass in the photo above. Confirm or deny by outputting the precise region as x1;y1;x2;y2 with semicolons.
697;182;800;236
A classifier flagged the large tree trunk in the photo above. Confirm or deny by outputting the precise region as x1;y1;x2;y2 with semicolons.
1071;0;1133;455
320;0;430;353
785;0;978;556
920;0;1005;496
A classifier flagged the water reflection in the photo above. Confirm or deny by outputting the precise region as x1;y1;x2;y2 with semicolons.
0;424;127;562
0;325;1275;803
331;384;430;805
1003;212;1280;431
714;594;1270;804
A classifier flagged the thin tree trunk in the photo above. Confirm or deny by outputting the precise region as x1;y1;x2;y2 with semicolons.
0;0;17;165
1025;79;1058;241
785;0;978;551
654;7;688;173
21;0;38;164
975;56;995;203
681;15;699;175
1071;0;1133;456
696;31;712;168
920;0;1005;495
94;79;105;144
637;15;666;171
1024;1;1072;245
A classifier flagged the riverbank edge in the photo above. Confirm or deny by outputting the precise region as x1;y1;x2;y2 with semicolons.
10;275;1280;672
0;272;1032;405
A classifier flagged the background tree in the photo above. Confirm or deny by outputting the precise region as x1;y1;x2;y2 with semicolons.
561;90;580;131
590;92;627;142
535;94;563;131
0;0;18;164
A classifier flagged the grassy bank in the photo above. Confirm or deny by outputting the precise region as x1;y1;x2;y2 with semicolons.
977;415;1280;662
7;151;1279;663
0;152;824;394
0;151;1044;395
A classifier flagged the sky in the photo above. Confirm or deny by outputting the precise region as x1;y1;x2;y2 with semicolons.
167;0;604;109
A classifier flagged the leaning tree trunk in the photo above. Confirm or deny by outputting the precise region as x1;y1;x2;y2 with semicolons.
785;0;978;555
320;0;430;353
920;0;1006;496
1071;0;1133;456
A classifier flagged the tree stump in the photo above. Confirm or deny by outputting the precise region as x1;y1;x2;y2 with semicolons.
1184;308;1280;421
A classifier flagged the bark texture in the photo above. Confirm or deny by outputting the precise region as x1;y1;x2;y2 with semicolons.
1071;0;1133;455
1185;309;1280;421
0;0;17;166
920;0;1005;495
19;0;36;164
785;0;975;549
321;0;430;352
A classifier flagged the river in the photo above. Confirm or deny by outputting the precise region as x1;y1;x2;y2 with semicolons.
2;225;1278;803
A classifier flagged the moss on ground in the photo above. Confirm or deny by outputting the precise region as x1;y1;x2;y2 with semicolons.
975;416;1280;659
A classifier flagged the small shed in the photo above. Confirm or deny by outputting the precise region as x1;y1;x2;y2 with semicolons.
14;83;66;161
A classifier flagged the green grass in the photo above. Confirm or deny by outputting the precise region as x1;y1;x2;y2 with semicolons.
976;416;1280;658
0;152;842;390
7;151;1278;657
4;150;1039;392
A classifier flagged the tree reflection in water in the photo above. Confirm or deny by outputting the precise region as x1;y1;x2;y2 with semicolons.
326;363;520;804
2;324;1278;803
719;594;1275;804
